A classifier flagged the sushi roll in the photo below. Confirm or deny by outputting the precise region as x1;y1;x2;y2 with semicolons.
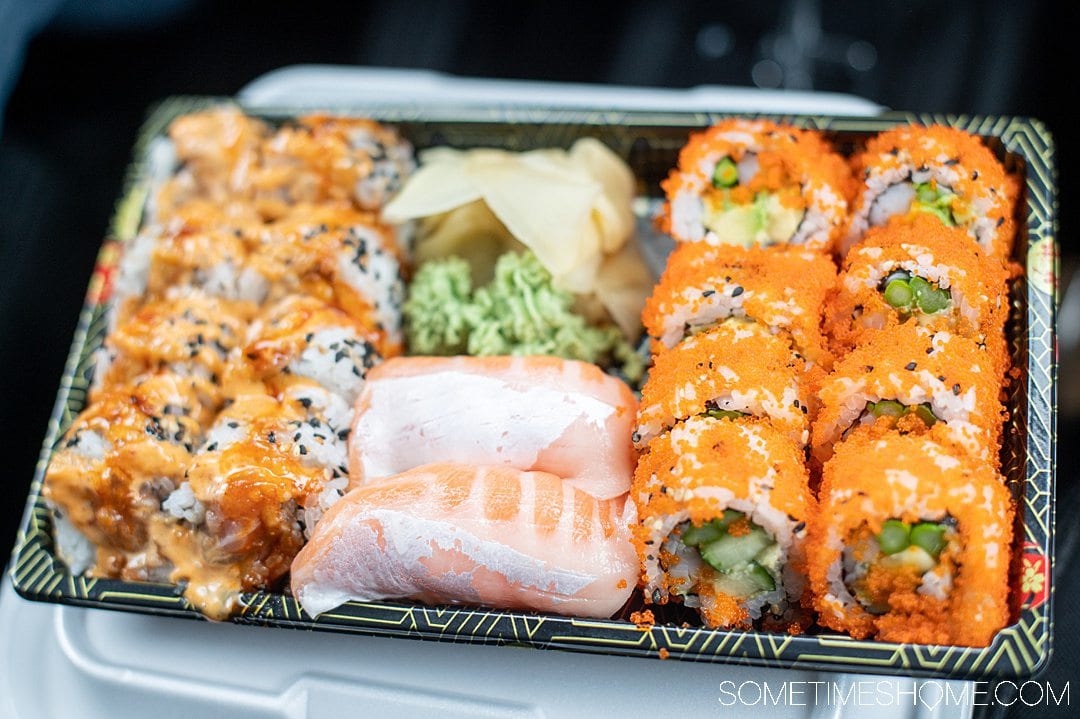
94;290;255;407
811;323;1006;466
642;242;836;367
634;322;814;448
291;462;638;619
43;372;208;581
845;125;1019;259
112;225;270;327
633;416;813;631
248;214;405;355
159;392;355;619
349;355;638;500
660;119;852;252
258;114;416;214
237;295;381;405
827;214;1010;359
807;432;1013;646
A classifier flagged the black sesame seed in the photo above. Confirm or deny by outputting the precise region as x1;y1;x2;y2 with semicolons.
731;286;744;297
905;362;917;371
206;442;218;452
298;397;312;408
293;432;301;441
299;445;308;455
702;289;716;297
926;347;934;354
268;432;276;444
945;158;959;166
972;170;979;180
953;383;961;395
997;217;1005;227
227;421;239;428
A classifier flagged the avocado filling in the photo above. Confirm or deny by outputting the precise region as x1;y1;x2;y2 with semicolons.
879;269;951;316
702;155;804;247
676;511;780;600
845;518;955;614
911;182;958;226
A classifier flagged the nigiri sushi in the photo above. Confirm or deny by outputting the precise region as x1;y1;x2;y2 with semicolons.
348;356;638;500
290;463;638;618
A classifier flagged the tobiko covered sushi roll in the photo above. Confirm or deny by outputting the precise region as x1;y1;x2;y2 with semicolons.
807;433;1013;646
660;119;852;252
633;415;813;631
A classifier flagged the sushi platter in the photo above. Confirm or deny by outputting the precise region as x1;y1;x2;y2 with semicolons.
9;90;1057;681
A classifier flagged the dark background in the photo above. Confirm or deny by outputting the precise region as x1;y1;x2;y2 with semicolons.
0;1;1074;715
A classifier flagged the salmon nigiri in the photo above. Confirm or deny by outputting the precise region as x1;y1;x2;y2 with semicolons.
348;356;638;499
290;463;638;618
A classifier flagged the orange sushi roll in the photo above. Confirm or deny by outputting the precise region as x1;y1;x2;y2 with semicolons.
811;323;1006;467
634;322;815;448
827;214;1010;361
807;432;1013;646
660;119;853;252
845;125;1018;259
633;415;813;631
642;242;836;368
290;463;638;619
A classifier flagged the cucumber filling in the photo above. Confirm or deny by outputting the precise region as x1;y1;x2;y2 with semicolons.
677;512;780;599
878;269;951;316
911;182;958;226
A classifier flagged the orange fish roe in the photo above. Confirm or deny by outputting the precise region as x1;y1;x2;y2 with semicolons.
635;321;814;448
658;648;671;660
632;416;812;630
643;242;836;368
660;119;853;252
828;214;1010;368
807;432;1013;647
847;125;1017;259
630;609;656;630
811;322;1007;467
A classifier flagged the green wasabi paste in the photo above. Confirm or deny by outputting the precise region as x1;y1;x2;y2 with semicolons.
404;251;644;382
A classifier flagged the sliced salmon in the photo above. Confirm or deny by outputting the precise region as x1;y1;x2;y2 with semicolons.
290;463;638;618
348;356;638;499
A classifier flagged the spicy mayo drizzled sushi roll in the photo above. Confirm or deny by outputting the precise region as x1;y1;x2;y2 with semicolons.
43;372;209;581
811;323;1006;466
827;214;1010;359
642;242;836;367
845;125;1019;259
808;433;1013;646
660;119;852;252
633;416;813;631
158;392;357;619
634;322;814;448
236;295;381;405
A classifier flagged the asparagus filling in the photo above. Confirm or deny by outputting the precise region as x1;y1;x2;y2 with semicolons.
911;182;958;226
879;269;952;316
673;510;781;600
702;155;805;247
865;399;939;427
845;518;956;614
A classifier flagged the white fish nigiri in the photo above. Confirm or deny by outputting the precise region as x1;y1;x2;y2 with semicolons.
348;356;638;499
290;463;638;618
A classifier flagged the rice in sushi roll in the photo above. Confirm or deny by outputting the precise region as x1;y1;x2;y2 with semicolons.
633;415;813;631
807;432;1013;646
660;119;852;252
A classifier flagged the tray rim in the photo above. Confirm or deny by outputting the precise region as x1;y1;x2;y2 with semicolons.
8;96;1059;680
